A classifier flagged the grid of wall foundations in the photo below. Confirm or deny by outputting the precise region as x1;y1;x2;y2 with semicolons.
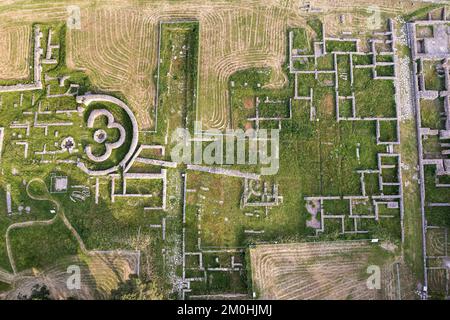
289;19;404;240
290;19;400;143
407;8;450;297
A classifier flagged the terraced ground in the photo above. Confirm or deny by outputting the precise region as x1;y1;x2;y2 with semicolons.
68;8;156;129
0;24;31;81
0;251;139;299
0;0;427;131
250;241;401;300
425;228;449;297
66;4;297;131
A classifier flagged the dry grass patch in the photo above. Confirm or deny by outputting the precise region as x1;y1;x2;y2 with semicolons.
0;251;139;300
0;24;31;80
250;241;410;300
67;8;156;129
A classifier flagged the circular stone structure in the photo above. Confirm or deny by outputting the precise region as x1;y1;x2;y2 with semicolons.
94;129;108;143
61;136;75;152
76;94;139;176
85;109;127;163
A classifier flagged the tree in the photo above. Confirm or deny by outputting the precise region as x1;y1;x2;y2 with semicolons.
18;284;51;300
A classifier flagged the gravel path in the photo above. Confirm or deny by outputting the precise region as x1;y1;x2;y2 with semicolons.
395;21;415;121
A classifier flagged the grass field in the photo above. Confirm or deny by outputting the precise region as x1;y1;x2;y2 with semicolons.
399;120;424;282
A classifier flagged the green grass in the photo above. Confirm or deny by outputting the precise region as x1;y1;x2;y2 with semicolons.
403;4;444;22
376;55;394;63
376;65;395;77
353;54;373;66
354;69;396;118
291;28;312;53
326;40;357;53
425;166;450;203
337;54;352;96
379;120;398;142
187;54;398;254
0;281;11;292
423;60;446;91
422;135;442;155
317;54;334;70
307;18;323;39
339;99;353;118
420;99;444;130
9;217;79;272
157;21;199;136
426;206;450;228
229;67;291;130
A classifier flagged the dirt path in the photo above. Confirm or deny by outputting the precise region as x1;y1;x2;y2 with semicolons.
58;211;88;254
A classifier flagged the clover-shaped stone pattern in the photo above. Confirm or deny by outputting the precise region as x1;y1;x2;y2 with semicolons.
76;94;139;176
85;109;126;162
